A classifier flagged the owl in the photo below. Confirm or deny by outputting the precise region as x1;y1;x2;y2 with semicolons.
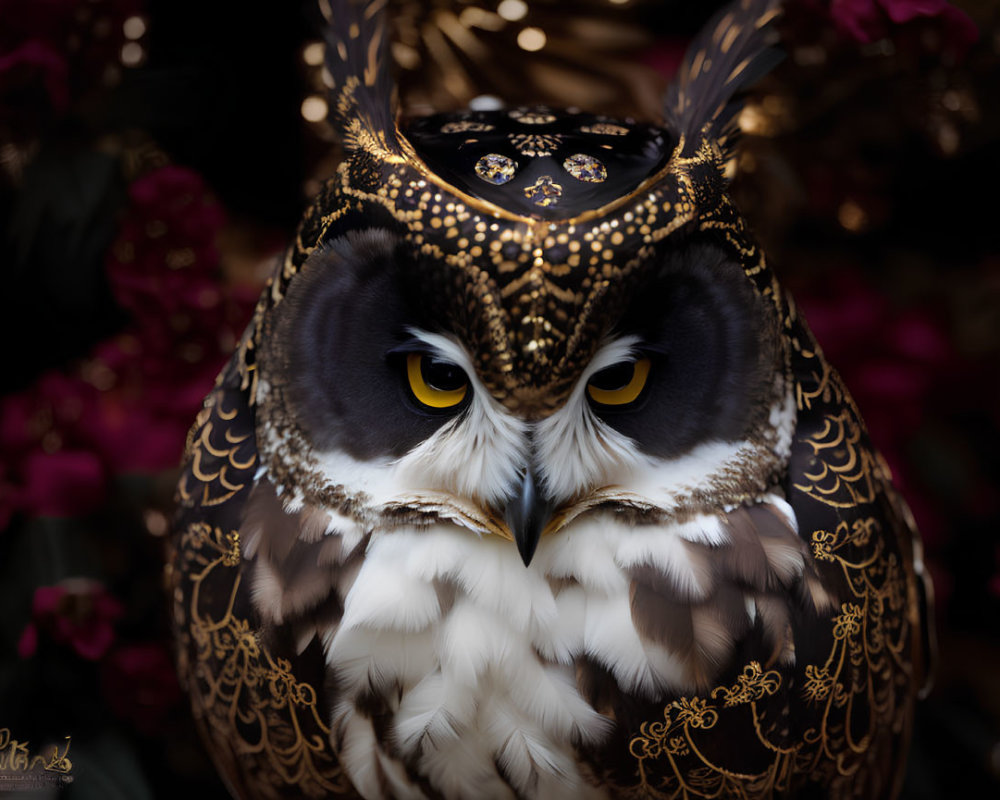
170;1;933;798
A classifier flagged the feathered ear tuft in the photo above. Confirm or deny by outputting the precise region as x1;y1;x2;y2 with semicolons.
323;0;400;155
663;0;783;164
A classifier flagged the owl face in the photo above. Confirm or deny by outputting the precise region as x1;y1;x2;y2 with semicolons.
253;108;790;565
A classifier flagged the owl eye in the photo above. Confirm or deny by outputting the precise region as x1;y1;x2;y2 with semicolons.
586;357;652;408
406;353;469;410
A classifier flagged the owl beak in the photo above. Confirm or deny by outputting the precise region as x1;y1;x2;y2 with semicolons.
504;467;553;567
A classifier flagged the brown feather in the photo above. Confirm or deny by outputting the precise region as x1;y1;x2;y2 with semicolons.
718;508;777;589
240;479;301;563
628;570;696;663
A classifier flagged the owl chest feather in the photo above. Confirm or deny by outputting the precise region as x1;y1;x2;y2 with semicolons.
279;494;805;800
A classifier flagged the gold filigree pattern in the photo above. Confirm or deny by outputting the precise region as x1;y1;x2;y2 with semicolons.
176;390;256;508
792;410;879;508
803;665;834;703
440;120;494;133
619;502;920;798
627;662;797;799
509;133;564;156
509;108;556;124
711;662;781;707
173;522;351;798
580;122;629;136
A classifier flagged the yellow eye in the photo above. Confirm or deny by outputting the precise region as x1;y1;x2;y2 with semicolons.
406;353;469;409
586;357;651;407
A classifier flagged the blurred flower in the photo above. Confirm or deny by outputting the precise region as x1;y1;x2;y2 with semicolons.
0;370;108;519
0;0;141;138
18;449;106;517
825;0;978;54
17;579;123;660
0;40;69;124
101;641;183;734
0;164;257;525
105;166;227;338
98;164;255;472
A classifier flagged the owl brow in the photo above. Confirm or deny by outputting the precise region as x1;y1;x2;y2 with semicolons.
389;328;472;368
585;335;645;377
602;334;668;358
385;339;433;357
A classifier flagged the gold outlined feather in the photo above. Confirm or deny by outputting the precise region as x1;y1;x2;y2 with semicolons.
323;0;400;155
663;0;783;163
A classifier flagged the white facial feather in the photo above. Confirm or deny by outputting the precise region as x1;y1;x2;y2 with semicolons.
299;333;794;531
395;331;529;507
310;330;529;513
534;336;652;500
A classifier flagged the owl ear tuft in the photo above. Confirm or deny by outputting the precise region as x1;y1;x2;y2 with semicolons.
663;0;784;164
323;0;400;155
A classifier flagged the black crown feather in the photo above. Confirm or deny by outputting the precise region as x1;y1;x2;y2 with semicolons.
323;0;400;155
663;0;784;161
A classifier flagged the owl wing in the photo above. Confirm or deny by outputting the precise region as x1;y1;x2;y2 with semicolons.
171;353;355;799
780;297;933;797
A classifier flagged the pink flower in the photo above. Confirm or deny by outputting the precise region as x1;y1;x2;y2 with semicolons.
101;642;183;734
0;39;69;123
830;0;886;42
105;166;227;335
0;371;109;519
18;449;106;517
826;0;977;55
18;580;123;661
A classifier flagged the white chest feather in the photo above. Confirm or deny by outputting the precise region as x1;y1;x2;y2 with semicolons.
321;504;774;800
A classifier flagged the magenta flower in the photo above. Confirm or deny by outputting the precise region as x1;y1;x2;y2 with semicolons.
18;580;124;661
827;0;978;54
101;642;183;734
105;166;227;336
0;39;69;123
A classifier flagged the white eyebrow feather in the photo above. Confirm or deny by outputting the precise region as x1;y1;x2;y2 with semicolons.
534;335;652;500
392;329;530;507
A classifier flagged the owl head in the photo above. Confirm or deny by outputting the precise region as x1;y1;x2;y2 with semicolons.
247;0;792;566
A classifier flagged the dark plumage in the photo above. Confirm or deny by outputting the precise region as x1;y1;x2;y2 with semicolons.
171;1;932;798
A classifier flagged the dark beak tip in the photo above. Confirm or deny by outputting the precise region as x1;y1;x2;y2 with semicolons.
505;468;552;568
516;533;540;567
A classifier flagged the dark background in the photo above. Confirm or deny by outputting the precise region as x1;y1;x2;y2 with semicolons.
1;0;997;797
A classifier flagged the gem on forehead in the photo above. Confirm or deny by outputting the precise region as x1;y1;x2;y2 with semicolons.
580;122;629;136
441;120;495;133
524;175;562;207
474;153;517;185
563;153;607;183
510;109;556;125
